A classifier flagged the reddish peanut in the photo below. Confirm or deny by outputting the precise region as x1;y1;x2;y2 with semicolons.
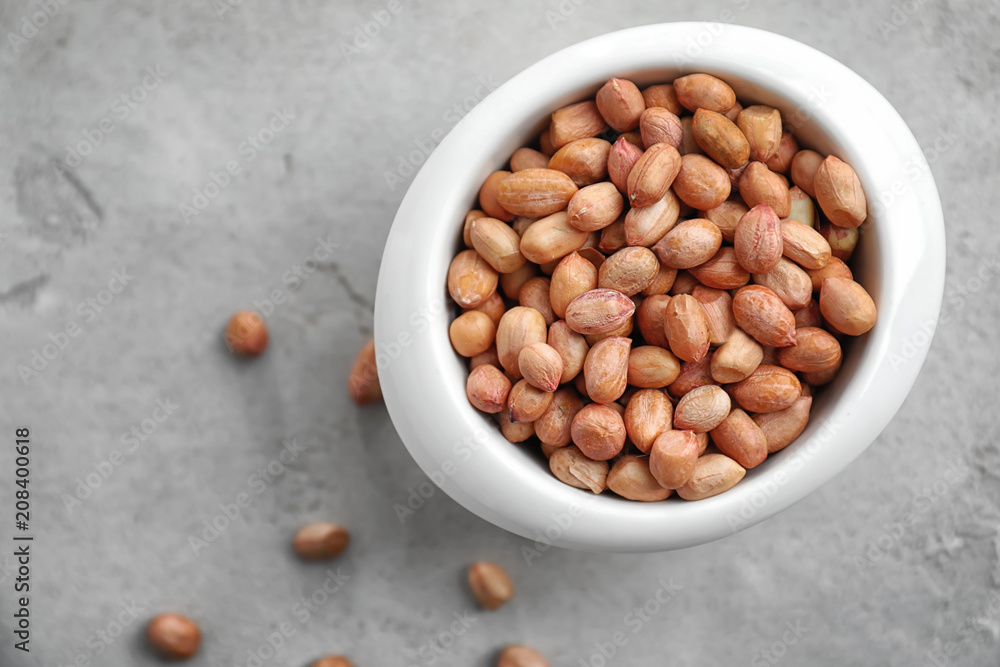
348;340;382;406
739;162;791;218
499;645;550;667
710;408;767;469
608;455;673;501
734;204;783;274
598;246;659;296
498;169;579;218
608;136;644;194
535;389;584;447
664;294;712;363
624;389;673;453
753;257;813;310
654;218;723;270
672;154;731;210
806;256;853;291
636;294;672;348
732;285;797;347
780;219;832;270
518;342;564;392
627;345;681;389
519;276;555;326
565;288;636;335
468;561;514;610
711;327;764;383
674;73;737;113
627;143;682;208
700;199;749;242
479;171;515;221
550;252;599;319
548;138;611;187
650;430;700;489
819;278;877;335
571;403;627;460
765;130;799;174
692;285;736;345
639;107;684;149
642;84;682;114
508;379;553;423
729;365;801;413
566;182;624;232
293;523;350;560
596;77;645;132
790;150;823;197
449;310;496;357
550;100;607;149
584;336;631;404
510;147;550;172
624;190;680;246
496;306;547;378
754;395;812;453
688;247;751;290
814;155;867;229
547;320;589;383
466;364;511;413
668;356;716;399
777;326;842;372
147;614;201;660
448;249;499;308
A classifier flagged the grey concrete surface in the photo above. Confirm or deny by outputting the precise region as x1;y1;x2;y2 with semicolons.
0;0;998;666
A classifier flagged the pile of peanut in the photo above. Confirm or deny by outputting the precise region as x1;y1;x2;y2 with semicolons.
448;73;876;501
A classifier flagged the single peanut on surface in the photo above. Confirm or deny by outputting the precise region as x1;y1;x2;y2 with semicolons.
468;561;514;611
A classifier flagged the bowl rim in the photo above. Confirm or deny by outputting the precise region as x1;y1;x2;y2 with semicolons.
374;22;945;552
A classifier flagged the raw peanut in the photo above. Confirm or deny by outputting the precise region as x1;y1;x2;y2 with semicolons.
620;130;644;148
471;217;527;273
566;182;624;232
519;276;556;325
778;326;842;372
663;294;711;363
608;455;673;501
624;389;673;453
627;345;681;389
653;218;723;270
692;108;750;170
577;247;606;270
639;107;683;149
754;395;812;453
519;211;589;265
636;294;671;348
692;285;735;345
549;445;608;493
470;345;500;371
471;291;506;326
642;84;682;114
225;310;268;356
765;130;799;174
694;432;710;455
550;100;607;149
688;247;751;290
498;169;579;218
608;136;644;194
348;340;382;406
729;364;801;413
596;77;645;132
674;384;732;432
312;657;354;667
814;155;867;228
732;285;797;347
548;137;611;187
468;561;514;610
518;342;564;392
547;320;589;383
790;150;823;197
535;388;584;446
627;143;681;208
466;364;511;413
700;199;749;242
598;246;659;296
501;414;532;442
725;101;743;122
711;327;763;383
676;453;746;500
734;204;783;274
512;216;537;237
668;356;715;399
679;116;703;156
499;645;550;667
584;336;631;404
539;128;555;156
448;249;499;308
674;73;737;113
753;257;813;310
598;217;627;254
449;310;496;357
501;263;538;300
480;171;516;222
550;252;598;318
565;288;636;335
803;361;840;386
571;403;627;460
820;220;859;261
585;317;632;346
739;162;791;217
643;264;678;296
624;190;680;246
806;256;853;291
819;278;877;335
496;306;547;378
650;430;700;489
794;301;823;329
736;105;783;162
293;523;350;560
510;147;551;172
574;372;590;398
785;186;816;228
539;259;559;276
672;154;731;210
780;219;831;269
710;408;767;468
463;209;487;247
147;614;201;660
507;380;553;423
671;272;703;296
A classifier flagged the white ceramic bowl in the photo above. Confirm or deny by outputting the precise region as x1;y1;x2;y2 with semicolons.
374;23;944;552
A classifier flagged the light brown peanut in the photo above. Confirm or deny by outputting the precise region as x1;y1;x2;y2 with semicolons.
497;169;579;218
471;291;505;326
519;211;589;265
598;218;627;254
348;340;382;406
814;155;867;229
819;277;877;335
664;294;711;362
510;147;550;172
654;218;724;270
692;108;750;170
777;326;842;372
676;454;746;500
785;185;816;228
672;154;732;210
674;73;737;113
736;105;783;162
148;614;201;660
571;403;627;460
449;310;496;357
688;247;751;290
734;204;783;274
518;342;564;392
596;77;645;132
627;345;681;389
535;388;583;446
293;523;350;560
565;288;636;335
780;219;831;269
639;107;684;149
547;320;589;383
700;199;749;242
608;455;673;501
624;389;673;453
636;294;672;348
566;182;624;232
711;327;764;383
650;430;700;489
790;149;823;197
753;257;813;310
549;444;608;493
501;263;537;300
627;143;682;208
470;345;500;371
499;645;550;667
608;136;644;194
765;130;799;174
550;252;598;319
794;300;824;329
692;285;736;345
732;285;797;347
668;356;715;399
598;246;659;296
674;384;732;433
806;256;853;291
464;209;487;247
468;561;514;610
710;408;767;469
550;100;608;149
466;364;511;413
642;84;682;114
448;249;499;308
643;263;678;296
508;379;553;423
584;336;631;404
471;217;527;273
729;364;801;413
624;190;680;246
519;276;555;326
739;162;791;217
479;171;515;221
753;395;812;453
548;137;612;187
670;270;702;295
496;306;547;378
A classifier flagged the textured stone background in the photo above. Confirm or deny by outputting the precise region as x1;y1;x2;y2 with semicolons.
0;1;998;666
